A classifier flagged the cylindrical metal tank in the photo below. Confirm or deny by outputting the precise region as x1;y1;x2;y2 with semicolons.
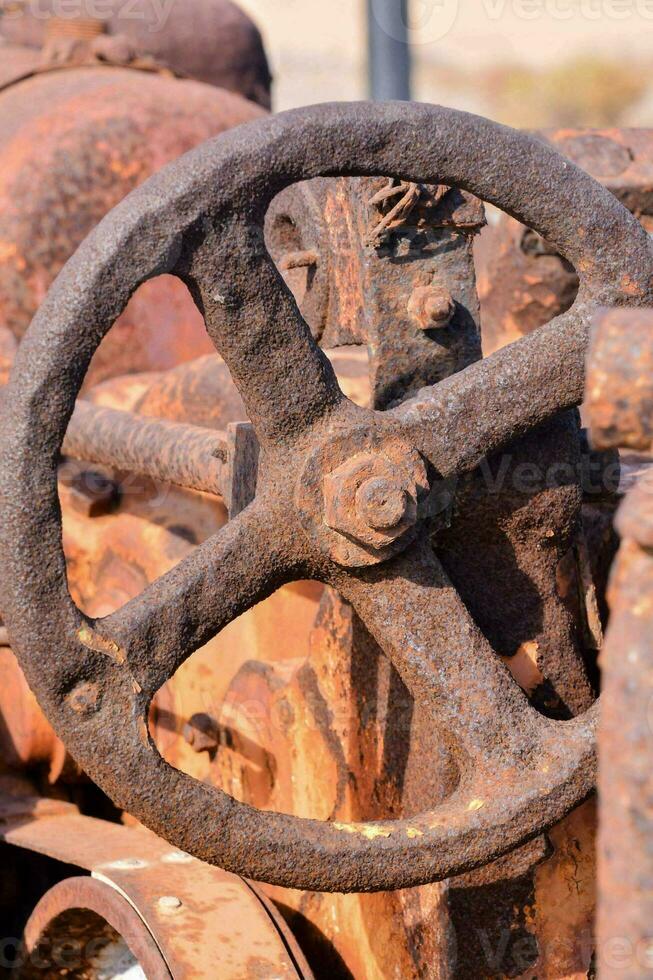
0;64;265;386
0;0;272;107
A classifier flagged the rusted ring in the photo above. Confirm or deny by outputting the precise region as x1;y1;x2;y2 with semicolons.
20;877;171;979
1;103;650;893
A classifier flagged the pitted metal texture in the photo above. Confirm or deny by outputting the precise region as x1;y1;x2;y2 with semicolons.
1;102;651;893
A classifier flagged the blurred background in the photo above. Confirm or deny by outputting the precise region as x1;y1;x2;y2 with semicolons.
240;0;653;127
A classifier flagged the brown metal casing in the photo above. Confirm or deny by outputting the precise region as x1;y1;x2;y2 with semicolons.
0;0;272;107
0;65;263;387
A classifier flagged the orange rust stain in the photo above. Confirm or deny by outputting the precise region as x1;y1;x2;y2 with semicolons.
519;800;596;980
109;158;143;181
620;274;646;296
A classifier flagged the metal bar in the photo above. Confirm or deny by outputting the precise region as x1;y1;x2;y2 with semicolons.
63;401;228;497
588;308;653;979
367;0;412;101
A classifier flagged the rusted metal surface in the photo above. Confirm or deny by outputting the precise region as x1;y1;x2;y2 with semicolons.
586;308;653;980
0;63;263;388
51;345;595;971
64;401;229;497
0;0;272;107
587;307;653;453
0;41;40;88
1;352;356;780
20;877;173;979
0;646;66;782
476;127;653;355
266;176;485;409
0;792;311;978
2;103;651;897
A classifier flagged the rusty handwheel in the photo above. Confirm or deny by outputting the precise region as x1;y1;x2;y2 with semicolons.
1;103;651;893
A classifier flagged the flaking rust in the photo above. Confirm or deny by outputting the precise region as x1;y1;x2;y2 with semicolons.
2;102;651;896
0;99;652;978
589;307;653;980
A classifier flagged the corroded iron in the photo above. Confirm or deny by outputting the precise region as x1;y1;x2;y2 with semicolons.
266;176;485;409
588;307;653;980
64;402;229;498
0;57;263;388
2;103;651;895
587;307;653;453
476;127;653;355
0;792;311;978
0;0;272;107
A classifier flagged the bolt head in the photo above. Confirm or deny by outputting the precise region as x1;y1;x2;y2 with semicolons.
323;451;419;550
408;285;455;330
356;477;409;531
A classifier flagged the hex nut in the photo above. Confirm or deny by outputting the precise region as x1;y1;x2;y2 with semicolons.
323;452;419;550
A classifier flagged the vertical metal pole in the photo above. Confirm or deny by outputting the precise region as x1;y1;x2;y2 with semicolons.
367;0;412;101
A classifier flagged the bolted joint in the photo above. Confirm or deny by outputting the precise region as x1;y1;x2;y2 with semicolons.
356;477;409;531
408;285;455;330
323;451;420;550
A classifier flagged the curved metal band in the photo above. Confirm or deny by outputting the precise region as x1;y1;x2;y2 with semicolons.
0;102;650;892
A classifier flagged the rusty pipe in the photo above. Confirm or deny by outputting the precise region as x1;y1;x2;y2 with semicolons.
588;307;653;979
63;401;228;497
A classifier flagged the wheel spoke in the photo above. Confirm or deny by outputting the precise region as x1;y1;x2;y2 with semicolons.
98;501;296;698
180;214;345;448
329;538;541;771
390;303;590;479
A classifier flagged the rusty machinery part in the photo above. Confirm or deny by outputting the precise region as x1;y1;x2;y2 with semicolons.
476;127;653;355
0;794;311;979
1;103;651;894
587;307;653;979
0;0;272;107
64;402;228;498
587;307;653;453
0;19;169;87
63;402;258;516
0;65;264;387
264;171;486;409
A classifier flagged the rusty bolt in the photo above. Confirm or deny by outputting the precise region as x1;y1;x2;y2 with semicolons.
324;452;419;550
408;285;455;330
356;477;409;531
183;713;220;754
